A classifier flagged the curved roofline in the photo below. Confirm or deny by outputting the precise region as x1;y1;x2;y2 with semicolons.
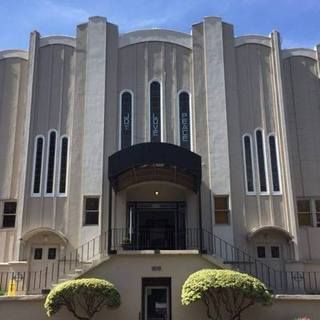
248;225;294;241
119;29;192;49
235;35;271;48
108;142;202;192
39;35;76;48
0;50;28;61
21;227;68;244
282;48;317;60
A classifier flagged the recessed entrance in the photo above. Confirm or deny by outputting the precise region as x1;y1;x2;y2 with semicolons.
127;202;185;250
142;278;171;320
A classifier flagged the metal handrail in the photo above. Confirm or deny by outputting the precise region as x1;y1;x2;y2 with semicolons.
1;227;320;294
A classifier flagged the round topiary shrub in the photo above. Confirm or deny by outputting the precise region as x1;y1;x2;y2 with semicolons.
182;269;272;320
44;278;120;320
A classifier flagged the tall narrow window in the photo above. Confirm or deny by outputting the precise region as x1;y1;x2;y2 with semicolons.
59;136;69;195
269;135;281;193
120;91;133;149
242;135;255;193
32;136;44;195
150;81;161;142
46;130;57;195
179;92;191;149
255;129;268;193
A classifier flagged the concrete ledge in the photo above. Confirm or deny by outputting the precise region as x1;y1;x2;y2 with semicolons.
282;48;317;60
0;295;45;301
119;29;192;49
235;35;271;48
274;294;320;301
39;36;76;48
0;50;28;60
0;261;27;266
117;250;199;255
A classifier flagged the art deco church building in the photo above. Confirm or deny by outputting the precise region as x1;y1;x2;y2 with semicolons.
1;15;320;319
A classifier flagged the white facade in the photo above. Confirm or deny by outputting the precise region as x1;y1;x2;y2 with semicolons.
1;15;320;307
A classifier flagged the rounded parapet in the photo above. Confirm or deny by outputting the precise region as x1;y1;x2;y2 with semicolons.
282;48;317;60
0;50;28;61
248;225;294;241
39;35;76;48
235;35;271;48
119;29;192;49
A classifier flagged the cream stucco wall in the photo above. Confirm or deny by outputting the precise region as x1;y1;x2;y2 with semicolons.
1;291;320;320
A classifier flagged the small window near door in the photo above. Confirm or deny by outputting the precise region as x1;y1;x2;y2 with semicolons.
271;246;280;259
84;197;99;225
316;200;320;227
2;202;17;228
214;196;229;224
257;246;266;258
48;248;57;260
34;248;43;260
297;199;312;226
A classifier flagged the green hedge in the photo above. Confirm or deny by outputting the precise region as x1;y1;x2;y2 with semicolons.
182;269;271;305
44;278;120;318
182;269;272;320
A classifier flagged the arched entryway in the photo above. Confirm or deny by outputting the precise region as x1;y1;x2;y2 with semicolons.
108;143;202;252
21;228;68;293
248;225;294;270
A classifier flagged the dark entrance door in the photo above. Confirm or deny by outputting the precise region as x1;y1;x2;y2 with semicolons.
142;278;171;320
127;202;185;250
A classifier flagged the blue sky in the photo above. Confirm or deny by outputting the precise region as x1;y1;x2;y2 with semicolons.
0;0;319;50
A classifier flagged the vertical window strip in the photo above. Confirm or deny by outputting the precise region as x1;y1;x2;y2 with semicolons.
179;92;191;150
269;135;281;193
243;135;255;193
120;91;133;149
255;129;268;193
59;136;69;194
150;81;161;142
46;131;57;194
32;136;44;195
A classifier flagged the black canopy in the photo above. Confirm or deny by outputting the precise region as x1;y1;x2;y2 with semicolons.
108;143;202;192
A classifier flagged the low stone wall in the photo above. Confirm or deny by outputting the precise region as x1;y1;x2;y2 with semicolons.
0;294;320;320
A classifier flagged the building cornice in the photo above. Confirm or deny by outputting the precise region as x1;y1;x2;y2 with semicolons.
119;29;192;49
0;50;28;61
235;35;271;48
39;35;76;48
282;48;317;60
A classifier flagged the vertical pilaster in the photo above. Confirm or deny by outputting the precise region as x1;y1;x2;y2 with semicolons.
82;17;107;195
316;44;320;78
271;31;299;259
16;31;40;259
80;17;108;245
203;17;233;244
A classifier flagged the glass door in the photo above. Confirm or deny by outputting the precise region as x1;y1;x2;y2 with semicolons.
127;202;186;250
144;286;169;320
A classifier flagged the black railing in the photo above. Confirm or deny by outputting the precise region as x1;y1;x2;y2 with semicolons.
0;234;104;294
109;228;320;294
110;228;201;251
202;229;320;294
1;228;320;295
